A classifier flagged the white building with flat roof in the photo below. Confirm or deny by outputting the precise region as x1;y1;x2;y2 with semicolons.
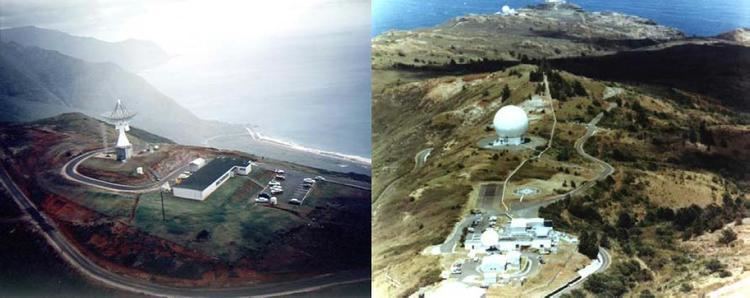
173;157;252;201
464;217;558;253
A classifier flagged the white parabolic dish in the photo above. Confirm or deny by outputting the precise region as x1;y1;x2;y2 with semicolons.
493;105;529;138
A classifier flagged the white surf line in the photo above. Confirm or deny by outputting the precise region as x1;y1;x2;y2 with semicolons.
244;127;372;165
500;74;557;214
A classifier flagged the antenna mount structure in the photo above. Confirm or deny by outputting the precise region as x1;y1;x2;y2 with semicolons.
102;99;137;161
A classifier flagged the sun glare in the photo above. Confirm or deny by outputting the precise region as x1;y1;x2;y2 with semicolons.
118;0;321;54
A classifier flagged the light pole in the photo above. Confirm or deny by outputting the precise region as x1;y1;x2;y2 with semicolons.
160;189;166;221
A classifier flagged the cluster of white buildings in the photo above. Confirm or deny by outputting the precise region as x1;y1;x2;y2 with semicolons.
466;217;557;254
463;217;559;284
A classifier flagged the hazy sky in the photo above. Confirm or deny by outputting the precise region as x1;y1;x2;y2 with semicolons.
1;0;373;157
0;0;369;54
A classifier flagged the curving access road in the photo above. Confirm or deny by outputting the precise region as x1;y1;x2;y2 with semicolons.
548;248;611;298
374;147;432;204
60;149;188;193
3;154;370;297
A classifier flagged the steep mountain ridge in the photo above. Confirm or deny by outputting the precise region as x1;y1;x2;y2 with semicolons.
0;41;237;145
0;26;169;72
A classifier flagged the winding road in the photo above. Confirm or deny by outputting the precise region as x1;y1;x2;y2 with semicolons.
548;248;611;298
428;74;616;295
508;111;614;218
60;149;187;193
374;147;433;204
2;152;370;297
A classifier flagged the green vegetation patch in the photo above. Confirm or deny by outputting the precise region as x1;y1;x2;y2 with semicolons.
120;175;306;262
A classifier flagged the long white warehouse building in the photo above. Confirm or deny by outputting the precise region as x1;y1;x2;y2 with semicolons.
172;157;252;200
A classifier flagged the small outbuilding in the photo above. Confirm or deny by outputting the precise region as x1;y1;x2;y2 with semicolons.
189;158;207;172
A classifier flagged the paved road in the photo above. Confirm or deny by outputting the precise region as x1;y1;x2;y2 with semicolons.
326;179;371;191
414;148;433;170
508;112;614;218
2;164;370;297
374;147;432;203
549;248;611;297
439;217;474;253
60;149;187;193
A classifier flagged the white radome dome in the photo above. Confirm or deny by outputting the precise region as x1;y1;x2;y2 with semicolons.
480;229;499;247
493;105;529;138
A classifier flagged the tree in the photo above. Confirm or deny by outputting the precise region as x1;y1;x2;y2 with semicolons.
680;283;693;293
674;204;703;230
617;211;635;229
502;84;512;100
718;228;737;246
688;129;698;143
578;231;600;259
705;259;725;273
640;289;656;298
557;146;571;161
600;233;611;249
583;273;628;297
699;121;716;150
655;207;675;221
572;80;588;96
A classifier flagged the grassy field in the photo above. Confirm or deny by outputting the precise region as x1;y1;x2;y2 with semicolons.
69;168;307;263
133;174;305;262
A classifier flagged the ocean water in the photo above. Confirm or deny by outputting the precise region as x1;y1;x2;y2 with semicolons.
140;3;371;161
373;0;750;37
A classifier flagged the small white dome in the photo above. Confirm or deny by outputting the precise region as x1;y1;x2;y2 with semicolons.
493;105;529;138
480;229;499;247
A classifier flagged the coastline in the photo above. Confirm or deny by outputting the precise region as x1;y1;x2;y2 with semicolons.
244;127;372;166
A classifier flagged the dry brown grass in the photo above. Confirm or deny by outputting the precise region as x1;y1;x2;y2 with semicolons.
637;169;726;208
671;219;750;296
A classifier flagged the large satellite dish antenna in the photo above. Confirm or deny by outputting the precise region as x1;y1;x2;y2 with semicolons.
102;99;137;161
102;99;136;131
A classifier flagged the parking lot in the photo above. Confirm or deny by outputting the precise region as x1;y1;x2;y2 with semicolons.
253;164;321;208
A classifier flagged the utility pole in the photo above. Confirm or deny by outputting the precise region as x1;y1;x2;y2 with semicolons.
160;190;166;221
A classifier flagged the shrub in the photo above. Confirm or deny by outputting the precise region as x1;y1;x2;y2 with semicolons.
718;228;737;246
719;270;732;278
680;283;693;292
705;258;725;273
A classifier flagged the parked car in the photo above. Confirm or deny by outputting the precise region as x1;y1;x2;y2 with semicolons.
255;197;269;203
289;198;302;205
275;175;286;180
274;169;285;174
258;192;271;199
268;181;281;186
303;178;315;184
450;263;463;274
314;176;326;181
468;227;475;233
271;188;283;194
